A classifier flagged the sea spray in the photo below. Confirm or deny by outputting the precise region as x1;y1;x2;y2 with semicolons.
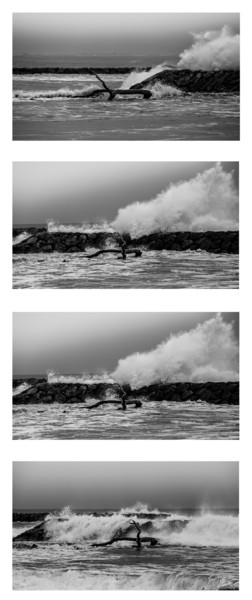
47;371;115;385
13;232;32;246
120;63;172;89
47;220;115;234
112;163;238;237
112;314;239;389
177;26;240;71
43;506;238;548
13;382;32;396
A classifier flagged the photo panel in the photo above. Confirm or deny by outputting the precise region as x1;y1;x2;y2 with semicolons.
13;461;239;590
13;312;239;440
13;12;240;140
13;161;239;289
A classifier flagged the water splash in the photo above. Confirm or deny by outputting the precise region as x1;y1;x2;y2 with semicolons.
47;371;115;385
47;220;115;234
13;232;32;246
112;314;239;389
43;506;238;548
112;163;238;237
178;26;240;71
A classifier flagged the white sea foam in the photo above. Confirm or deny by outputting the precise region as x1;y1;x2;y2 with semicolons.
47;220;115;234
43;506;238;548
13;232;32;246
13;382;32;396
121;63;171;89
112;163;238;237
112;314;239;388
47;371;115;385
13;570;237;590
13;85;99;101
178;26;240;71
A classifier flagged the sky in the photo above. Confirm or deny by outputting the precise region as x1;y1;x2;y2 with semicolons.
13;461;239;510
13;162;239;225
13;13;239;58
13;312;239;376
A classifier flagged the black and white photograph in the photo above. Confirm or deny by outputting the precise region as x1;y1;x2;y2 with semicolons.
13;161;239;289
13;13;240;141
13;312;239;440
13;461;239;590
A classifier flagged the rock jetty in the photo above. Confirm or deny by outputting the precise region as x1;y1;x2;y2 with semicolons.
13;229;239;254
13;380;239;405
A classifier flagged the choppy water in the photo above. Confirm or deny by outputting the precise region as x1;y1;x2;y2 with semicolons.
13;250;238;289
13;73;239;140
13;509;239;590
12;400;239;440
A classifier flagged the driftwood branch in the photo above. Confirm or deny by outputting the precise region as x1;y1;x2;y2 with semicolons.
86;249;142;259
86;70;152;101
84;399;142;410
92;536;158;547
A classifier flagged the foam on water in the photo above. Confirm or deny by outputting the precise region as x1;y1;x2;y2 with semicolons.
47;371;115;385
13;569;237;590
47;220;115;234
41;506;238;548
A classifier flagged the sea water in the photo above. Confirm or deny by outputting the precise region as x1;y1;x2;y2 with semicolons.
12;399;239;440
13;250;238;289
13;507;239;590
13;70;239;141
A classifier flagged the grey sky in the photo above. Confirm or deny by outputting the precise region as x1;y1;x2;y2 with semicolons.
13;13;239;58
13;312;239;376
13;162;239;225
13;461;239;510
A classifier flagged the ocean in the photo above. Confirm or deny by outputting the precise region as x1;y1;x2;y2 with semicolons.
12;398;239;440
13;507;239;590
12;55;239;141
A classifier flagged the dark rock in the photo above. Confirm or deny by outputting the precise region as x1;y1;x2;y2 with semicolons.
132;69;240;94
13;229;239;255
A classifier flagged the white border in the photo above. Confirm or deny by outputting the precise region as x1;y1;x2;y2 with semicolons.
2;0;251;598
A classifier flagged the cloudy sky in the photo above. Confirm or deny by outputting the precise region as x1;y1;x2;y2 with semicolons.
13;312;239;376
13;162;238;225
13;13;239;59
13;461;239;510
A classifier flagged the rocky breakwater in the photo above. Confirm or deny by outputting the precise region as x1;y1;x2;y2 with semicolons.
13;230;120;254
13;230;239;254
13;380;123;404
124;382;239;405
13;380;239;405
132;69;240;93
124;231;239;254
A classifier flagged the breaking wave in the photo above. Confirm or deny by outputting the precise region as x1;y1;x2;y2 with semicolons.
13;85;99;101
112;314;239;388
13;232;32;246
112;163;238;236
42;506;238;548
13;382;32;396
12;570;238;590
121;63;172;89
178;26;240;71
